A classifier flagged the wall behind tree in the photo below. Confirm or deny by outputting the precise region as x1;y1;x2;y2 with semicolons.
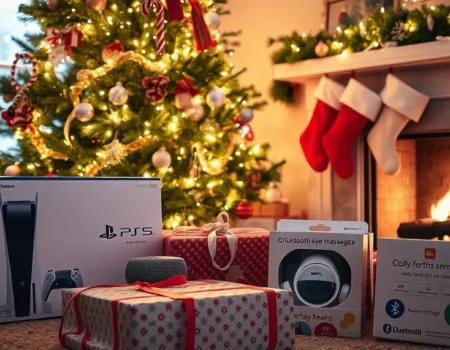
222;0;322;217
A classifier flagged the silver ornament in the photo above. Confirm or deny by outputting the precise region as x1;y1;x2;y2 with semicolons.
314;41;329;58
86;0;107;12
427;14;435;31
46;0;59;10
109;82;129;106
75;102;95;122
152;146;172;169
240;107;254;123
4;164;21;176
205;11;221;30
206;87;225;108
187;105;205;121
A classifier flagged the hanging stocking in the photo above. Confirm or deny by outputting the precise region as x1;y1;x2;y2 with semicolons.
322;78;382;179
299;76;345;172
367;74;429;175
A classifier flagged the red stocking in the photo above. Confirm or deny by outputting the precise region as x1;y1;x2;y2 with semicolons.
300;76;345;172
322;78;382;179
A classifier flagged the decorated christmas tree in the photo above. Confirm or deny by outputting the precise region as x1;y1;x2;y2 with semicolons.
0;0;284;228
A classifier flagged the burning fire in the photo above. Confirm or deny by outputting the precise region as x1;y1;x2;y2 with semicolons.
431;191;450;222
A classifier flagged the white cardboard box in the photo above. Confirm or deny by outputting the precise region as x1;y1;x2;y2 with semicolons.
373;238;450;346
269;220;372;338
0;177;162;323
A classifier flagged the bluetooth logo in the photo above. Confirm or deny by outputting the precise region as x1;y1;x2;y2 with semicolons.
99;225;117;239
385;299;405;319
383;324;392;334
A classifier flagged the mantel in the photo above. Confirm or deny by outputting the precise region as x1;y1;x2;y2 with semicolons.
273;41;450;85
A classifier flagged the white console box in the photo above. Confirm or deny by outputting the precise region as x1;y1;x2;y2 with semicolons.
374;238;450;347
268;220;373;339
0;177;162;323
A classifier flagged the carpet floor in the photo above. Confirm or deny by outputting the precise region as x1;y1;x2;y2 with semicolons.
0;318;445;350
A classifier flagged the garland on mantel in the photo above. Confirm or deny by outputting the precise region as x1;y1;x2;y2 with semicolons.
269;4;450;104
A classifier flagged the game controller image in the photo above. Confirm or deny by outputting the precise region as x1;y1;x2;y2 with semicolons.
279;250;351;308
0;193;52;318
42;269;84;302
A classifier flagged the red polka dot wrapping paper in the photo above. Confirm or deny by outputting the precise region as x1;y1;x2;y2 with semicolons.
163;229;270;287
60;280;295;350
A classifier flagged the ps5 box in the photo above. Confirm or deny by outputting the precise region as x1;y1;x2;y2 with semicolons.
0;177;162;323
269;220;373;339
373;238;450;347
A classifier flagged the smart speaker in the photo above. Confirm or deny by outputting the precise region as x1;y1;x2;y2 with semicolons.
125;256;187;284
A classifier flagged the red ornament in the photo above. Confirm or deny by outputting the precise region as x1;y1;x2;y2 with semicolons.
235;200;253;219
102;42;125;63
45;172;56;177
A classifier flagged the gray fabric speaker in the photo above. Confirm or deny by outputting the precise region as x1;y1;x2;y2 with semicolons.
125;256;188;284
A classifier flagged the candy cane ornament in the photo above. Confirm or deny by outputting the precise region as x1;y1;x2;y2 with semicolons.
1;53;38;128
141;0;166;55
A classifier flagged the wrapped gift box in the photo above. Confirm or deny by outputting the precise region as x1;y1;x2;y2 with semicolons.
163;212;269;286
60;277;295;350
253;203;290;217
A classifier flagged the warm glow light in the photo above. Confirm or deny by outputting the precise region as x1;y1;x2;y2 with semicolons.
431;191;450;222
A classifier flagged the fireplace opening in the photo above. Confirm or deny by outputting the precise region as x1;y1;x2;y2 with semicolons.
370;135;450;241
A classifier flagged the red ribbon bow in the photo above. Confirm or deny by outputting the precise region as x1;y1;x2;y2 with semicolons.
142;75;170;102
46;26;82;56
174;77;199;96
1;103;34;128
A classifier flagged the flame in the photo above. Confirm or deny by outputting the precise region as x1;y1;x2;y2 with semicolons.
431;191;450;222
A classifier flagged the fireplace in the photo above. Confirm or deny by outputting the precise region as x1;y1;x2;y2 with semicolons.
273;41;450;242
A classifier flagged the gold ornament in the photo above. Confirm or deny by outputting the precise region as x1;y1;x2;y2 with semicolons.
4;163;21;176
194;134;235;176
86;0;107;12
314;41;329;58
99;139;126;165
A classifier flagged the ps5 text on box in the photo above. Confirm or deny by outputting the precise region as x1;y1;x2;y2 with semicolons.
0;177;162;323
373;238;450;347
268;220;373;339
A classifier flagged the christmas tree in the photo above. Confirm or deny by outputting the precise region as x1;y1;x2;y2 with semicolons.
0;0;284;228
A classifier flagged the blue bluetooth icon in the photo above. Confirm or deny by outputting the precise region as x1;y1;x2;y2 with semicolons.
385;299;405;319
383;324;392;334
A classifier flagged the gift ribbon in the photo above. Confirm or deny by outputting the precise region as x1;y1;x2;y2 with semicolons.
141;0;166;55
59;277;280;350
46;26;82;56
174;76;199;96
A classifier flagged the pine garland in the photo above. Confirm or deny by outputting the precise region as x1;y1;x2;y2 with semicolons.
269;4;450;104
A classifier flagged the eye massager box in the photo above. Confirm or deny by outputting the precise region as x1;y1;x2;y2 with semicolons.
373;238;450;347
0;177;162;323
269;220;373;338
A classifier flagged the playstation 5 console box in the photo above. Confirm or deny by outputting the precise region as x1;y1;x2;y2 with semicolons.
269;220;373;339
373;238;450;347
0;177;162;323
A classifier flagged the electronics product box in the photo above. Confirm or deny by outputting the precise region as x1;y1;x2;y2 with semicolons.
373;238;450;347
269;220;373;339
0;177;162;323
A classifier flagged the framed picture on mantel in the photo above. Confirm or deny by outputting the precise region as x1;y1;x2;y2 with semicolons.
322;0;399;33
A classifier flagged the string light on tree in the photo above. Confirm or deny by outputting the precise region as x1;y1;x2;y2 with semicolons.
75;101;94;122
152;146;172;169
109;82;129;106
